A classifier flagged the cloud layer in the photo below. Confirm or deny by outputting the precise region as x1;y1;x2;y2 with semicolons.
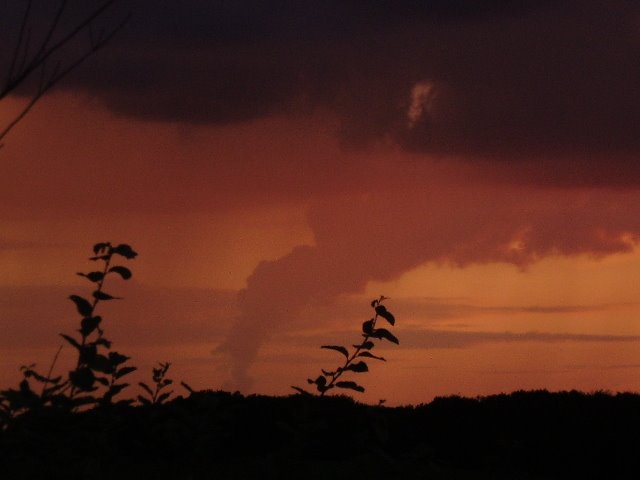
219;185;640;389
2;0;630;185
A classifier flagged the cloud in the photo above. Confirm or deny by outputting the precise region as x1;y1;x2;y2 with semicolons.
285;327;640;351
399;328;640;350
277;295;612;327
218;185;640;389
4;1;640;187
390;296;612;321
3;1;639;185
0;238;45;250
5;1;640;392
0;284;237;348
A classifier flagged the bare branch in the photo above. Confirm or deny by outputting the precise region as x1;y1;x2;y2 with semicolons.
0;0;129;147
5;0;33;89
32;0;69;65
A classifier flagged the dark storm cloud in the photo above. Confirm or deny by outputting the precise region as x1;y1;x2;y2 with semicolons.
8;0;639;181
52;1;640;173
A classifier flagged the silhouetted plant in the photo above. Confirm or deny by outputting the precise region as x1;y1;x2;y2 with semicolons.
138;362;174;405
293;296;398;396
0;364;61;425
63;242;138;406
0;242;138;423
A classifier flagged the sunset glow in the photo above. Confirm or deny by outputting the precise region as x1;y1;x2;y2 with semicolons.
2;1;640;406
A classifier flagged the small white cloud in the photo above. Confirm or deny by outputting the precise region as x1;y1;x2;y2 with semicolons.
407;80;436;128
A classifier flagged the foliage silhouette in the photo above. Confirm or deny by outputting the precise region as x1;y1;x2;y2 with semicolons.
0;242;138;425
293;296;398;396
138;362;174;406
3;390;640;479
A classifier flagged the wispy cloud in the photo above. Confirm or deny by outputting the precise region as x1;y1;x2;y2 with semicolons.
0;284;237;348
391;296;614;322
403;329;640;349
284;327;640;351
281;295;617;327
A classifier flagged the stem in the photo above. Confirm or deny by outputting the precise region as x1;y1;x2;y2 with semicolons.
40;344;63;398
69;252;112;399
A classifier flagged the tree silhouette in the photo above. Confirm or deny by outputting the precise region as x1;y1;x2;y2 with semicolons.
0;0;128;147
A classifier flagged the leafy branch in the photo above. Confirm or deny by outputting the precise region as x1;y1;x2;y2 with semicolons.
138;362;174;406
293;296;398;396
0;242;138;425
63;242;138;404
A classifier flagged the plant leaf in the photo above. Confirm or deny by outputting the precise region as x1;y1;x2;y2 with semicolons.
43;382;68;396
80;316;102;336
109;351;130;366
157;391;172;404
93;290;119;300
89;354;114;374
94;338;112;348
181;381;195;394
362;319;374;335
335;381;365;393
60;334;81;350
357;351;386;361
137;395;151;406
375;305;396;326
79;344;97;364
108;383;129;397
69;367;95;391
353;341;374;350
108;266;132;280
93;242;111;254
317;384;330;393
291;386;311;395
370;328;399;344
112;244;138;259
345;361;368;373
69;295;93;316
22;367;61;384
115;366;137;379
321;345;349;358
77;271;104;283
138;382;153;396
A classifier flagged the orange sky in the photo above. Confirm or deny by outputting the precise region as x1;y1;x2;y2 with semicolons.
2;92;640;405
3;1;640;405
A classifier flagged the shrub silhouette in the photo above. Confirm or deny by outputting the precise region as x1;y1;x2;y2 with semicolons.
293;296;398;396
138;361;174;405
4;389;640;479
0;242;138;424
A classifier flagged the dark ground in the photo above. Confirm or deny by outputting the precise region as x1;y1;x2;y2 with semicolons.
2;389;640;479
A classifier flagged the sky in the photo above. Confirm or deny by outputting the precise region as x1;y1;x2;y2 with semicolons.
2;0;640;405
